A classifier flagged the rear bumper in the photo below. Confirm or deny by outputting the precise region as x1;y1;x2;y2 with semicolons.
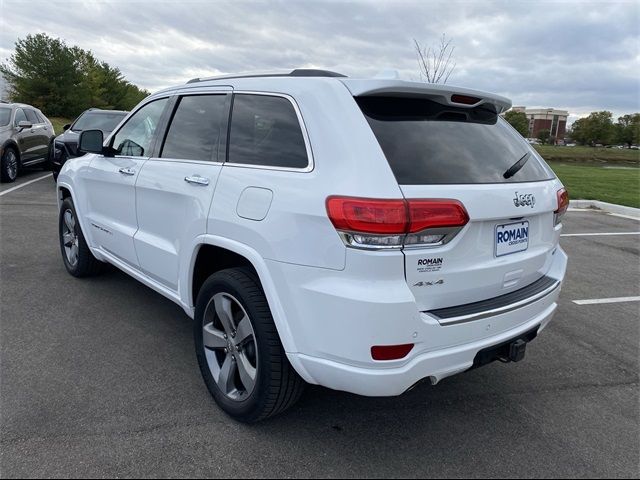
280;247;567;397
288;290;557;396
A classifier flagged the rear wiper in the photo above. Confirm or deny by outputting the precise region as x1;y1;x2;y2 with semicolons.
503;152;530;179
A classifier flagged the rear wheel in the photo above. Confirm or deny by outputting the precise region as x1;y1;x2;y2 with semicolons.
59;197;103;277
1;147;19;183
194;268;304;423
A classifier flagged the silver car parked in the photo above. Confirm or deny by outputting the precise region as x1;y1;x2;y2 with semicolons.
0;102;55;182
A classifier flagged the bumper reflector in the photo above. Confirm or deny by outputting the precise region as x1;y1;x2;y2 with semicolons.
371;343;414;361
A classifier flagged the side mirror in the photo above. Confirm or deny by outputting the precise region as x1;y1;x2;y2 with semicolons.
63;123;71;131
78;129;104;154
17;120;33;131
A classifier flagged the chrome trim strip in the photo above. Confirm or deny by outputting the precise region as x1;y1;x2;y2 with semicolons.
430;280;561;326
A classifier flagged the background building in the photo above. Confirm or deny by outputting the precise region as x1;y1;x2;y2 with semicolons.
512;106;569;144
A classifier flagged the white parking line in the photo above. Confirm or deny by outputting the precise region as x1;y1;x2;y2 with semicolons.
608;213;640;221
0;174;51;197
573;296;640;305
561;232;640;237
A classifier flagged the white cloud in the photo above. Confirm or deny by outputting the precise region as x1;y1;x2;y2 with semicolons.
0;0;638;116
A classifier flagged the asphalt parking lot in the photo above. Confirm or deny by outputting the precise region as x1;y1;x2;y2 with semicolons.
1;171;638;478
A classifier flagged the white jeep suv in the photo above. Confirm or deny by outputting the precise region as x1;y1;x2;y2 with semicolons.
57;69;568;422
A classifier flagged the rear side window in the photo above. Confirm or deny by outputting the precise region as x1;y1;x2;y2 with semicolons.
228;94;308;169
35;112;47;123
357;96;553;185
161;95;228;162
24;109;39;124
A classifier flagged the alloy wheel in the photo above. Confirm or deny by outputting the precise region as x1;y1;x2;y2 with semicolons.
5;150;18;180
202;292;258;401
62;209;79;267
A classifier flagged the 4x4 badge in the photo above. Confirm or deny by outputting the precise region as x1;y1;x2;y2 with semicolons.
414;279;444;287
513;192;535;208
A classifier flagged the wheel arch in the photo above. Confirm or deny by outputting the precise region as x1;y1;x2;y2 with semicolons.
186;235;299;356
1;140;21;163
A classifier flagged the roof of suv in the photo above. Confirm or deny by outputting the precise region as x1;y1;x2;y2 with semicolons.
165;68;511;113
0;102;43;110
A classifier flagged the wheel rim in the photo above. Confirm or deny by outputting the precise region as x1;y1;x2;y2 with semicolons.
202;292;258;401
6;150;17;180
62;209;79;267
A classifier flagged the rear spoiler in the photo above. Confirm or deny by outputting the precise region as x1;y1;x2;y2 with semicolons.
340;79;511;114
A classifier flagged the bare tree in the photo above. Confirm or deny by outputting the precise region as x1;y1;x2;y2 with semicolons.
414;34;456;84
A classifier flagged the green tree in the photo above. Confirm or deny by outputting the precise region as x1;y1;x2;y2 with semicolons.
569;118;588;145
570;111;615;146
614;113;640;148
504;110;529;137
0;33;149;118
537;128;552;145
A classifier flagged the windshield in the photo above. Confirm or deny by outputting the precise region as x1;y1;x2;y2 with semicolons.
72;111;127;132
0;108;11;127
356;96;554;185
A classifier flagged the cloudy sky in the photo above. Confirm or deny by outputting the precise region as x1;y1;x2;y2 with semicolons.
1;0;638;122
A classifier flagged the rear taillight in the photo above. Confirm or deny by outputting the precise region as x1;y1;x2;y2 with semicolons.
326;196;469;249
554;188;569;226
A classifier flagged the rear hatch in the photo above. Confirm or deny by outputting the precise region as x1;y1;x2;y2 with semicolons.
355;93;562;312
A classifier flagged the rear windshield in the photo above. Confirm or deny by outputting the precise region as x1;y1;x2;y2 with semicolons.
72;111;127;133
0;108;10;127
356;96;553;185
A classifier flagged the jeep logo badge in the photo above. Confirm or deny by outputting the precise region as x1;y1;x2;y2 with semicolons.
513;192;535;208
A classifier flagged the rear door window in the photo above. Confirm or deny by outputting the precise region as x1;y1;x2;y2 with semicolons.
161;94;228;162
228;94;309;169
356;96;553;185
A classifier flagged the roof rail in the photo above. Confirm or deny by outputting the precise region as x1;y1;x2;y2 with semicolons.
186;68;346;84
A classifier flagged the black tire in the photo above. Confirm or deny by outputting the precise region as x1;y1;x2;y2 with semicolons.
52;170;59;182
1;147;19;183
59;197;104;277
195;267;305;423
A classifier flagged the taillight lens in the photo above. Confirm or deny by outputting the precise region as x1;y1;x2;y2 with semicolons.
408;200;469;232
325;197;407;234
326;196;469;249
554;188;569;225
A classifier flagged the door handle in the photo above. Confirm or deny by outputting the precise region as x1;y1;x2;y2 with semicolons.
118;167;136;176
184;175;210;186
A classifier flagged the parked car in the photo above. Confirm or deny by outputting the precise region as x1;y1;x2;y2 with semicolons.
56;70;569;422
0;102;55;182
51;108;128;180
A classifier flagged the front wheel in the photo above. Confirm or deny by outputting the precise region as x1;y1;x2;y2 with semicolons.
194;268;304;423
0;147;19;183
59;197;103;277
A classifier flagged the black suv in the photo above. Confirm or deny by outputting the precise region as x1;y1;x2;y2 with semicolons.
51;108;127;180
0;102;55;182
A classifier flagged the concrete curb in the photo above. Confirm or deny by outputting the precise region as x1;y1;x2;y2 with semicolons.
569;200;640;219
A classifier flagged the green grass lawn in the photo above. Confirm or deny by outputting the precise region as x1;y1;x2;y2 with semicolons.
48;117;72;135
548;162;640;208
535;145;639;166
